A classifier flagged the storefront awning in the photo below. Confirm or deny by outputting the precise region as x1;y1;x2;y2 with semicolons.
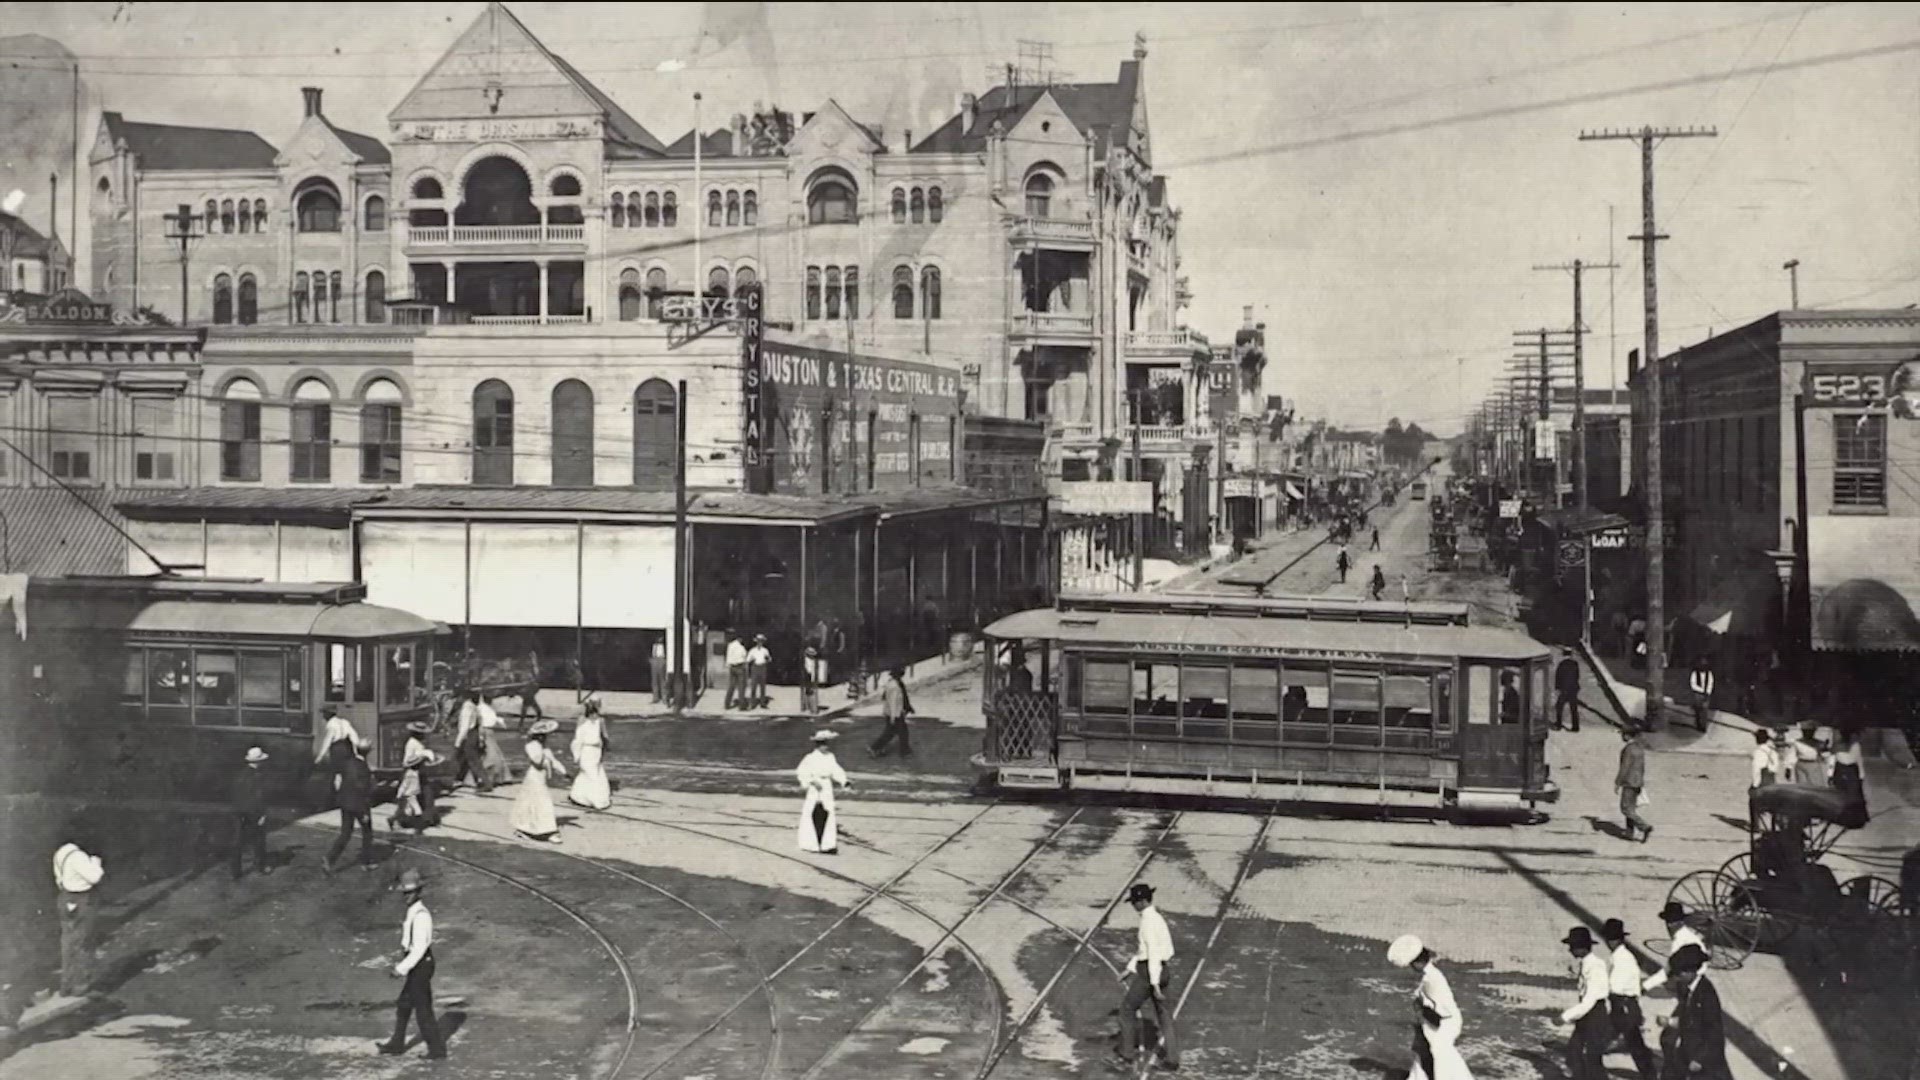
1686;592;1771;637
1285;482;1304;500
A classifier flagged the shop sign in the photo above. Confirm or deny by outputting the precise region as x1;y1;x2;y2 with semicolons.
394;118;599;142
737;283;770;493
1058;481;1153;515
1499;499;1521;519
0;289;151;326
1557;540;1586;570
1590;527;1629;550
1221;477;1255;498
1533;419;1557;461
1803;359;1920;416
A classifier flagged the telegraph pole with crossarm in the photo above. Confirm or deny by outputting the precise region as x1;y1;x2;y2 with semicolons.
1534;259;1619;511
1579;124;1715;729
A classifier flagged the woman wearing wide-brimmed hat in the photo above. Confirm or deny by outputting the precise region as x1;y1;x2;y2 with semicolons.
394;721;440;836
795;730;850;853
511;719;569;842
1387;934;1473;1080
568;697;612;811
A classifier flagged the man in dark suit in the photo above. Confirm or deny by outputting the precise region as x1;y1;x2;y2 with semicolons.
1660;945;1731;1079
323;736;377;874
230;747;273;879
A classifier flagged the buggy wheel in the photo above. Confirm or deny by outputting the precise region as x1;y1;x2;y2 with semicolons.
1668;870;1751;970
1717;851;1755;887
1717;868;1801;952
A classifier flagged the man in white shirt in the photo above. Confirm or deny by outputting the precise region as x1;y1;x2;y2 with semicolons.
1558;926;1611;1080
650;639;669;705
1687;657;1715;732
1830;728;1865;800
1113;882;1179;1071
377;870;446;1059
53;842;104;997
723;630;748;709
1600;919;1657;1079
746;634;773;710
449;690;493;793
1643;902;1706;993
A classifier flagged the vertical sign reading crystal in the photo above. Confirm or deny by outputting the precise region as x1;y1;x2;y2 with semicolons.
738;283;770;493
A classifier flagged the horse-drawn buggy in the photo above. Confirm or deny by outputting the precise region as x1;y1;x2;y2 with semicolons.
1664;783;1916;983
1428;520;1459;571
427;652;542;733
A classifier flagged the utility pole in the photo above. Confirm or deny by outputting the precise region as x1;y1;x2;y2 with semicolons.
1535;258;1618;509
1131;389;1144;592
1581;124;1716;729
1509;330;1573;506
670;379;691;712
161;203;204;324
1783;259;1800;310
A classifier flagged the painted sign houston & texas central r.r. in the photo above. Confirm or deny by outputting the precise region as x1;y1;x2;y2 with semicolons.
757;338;962;495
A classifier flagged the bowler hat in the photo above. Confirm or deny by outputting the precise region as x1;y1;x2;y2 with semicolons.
1126;883;1155;904
1658;901;1688;923
397;869;424;893
1669;943;1708;972
1562;926;1596;949
1601;918;1630;941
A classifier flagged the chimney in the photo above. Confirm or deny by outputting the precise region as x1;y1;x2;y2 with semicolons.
49;172;58;248
301;87;323;119
1627;348;1641;379
1134;31;1148;62
902;128;912;154
961;93;977;134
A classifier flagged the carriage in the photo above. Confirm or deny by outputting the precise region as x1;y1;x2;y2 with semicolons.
427;653;540;732
1664;784;1916;981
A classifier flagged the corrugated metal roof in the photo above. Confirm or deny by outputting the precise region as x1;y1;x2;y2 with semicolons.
363;485;871;523
101;111;278;171
115;486;371;523
0;487;132;576
984;606;1547;662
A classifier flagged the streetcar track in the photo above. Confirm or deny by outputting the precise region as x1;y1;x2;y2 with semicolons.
794;805;1089;1080
422;823;783;1080
623;798;1006;1080
397;842;643;1080
977;811;1186;1079
1172;805;1278;1023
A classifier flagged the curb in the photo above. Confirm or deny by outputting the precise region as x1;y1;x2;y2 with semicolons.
595;656;983;726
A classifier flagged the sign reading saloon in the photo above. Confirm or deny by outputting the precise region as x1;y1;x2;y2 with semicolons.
758;339;960;495
737;284;770;494
0;289;154;326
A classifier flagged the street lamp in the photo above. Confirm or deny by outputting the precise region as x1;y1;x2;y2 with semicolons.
161;203;204;325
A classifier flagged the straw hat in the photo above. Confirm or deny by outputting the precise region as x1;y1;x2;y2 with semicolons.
526;719;560;737
1387;935;1424;967
396;869;424;894
811;729;838;743
244;747;268;764
406;720;434;736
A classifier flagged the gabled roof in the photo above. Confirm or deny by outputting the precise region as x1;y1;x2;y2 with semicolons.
389;2;664;156
323;119;391;165
100;111;278;172
911;60;1139;158
0;211;58;258
664;128;737;158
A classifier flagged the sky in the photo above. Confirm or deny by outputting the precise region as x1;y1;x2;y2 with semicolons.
2;1;1916;435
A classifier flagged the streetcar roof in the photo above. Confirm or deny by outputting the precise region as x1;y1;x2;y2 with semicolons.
985;606;1548;662
126;599;444;641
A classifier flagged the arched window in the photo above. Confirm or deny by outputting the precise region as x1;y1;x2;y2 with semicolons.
726;190;740;227
644;192;660;228
212;273;234;325
742;191;756;227
632;379;676;490
294;271;310;323
843;266;859;318
618;268;642;321
220;199;235;234
290;378;333;483
610;192;626;228
662;190;678;227
252;199;267;232
237;199;251;234
364;195;387;232
825;267;842;320
707;190;722;228
928;187;943;223
455;156;537;226
237;274;258;325
921;266;942;320
360;378;404;483
472;379;514;485
364;270;387;323
892;266;914;319
1024;172;1054;219
329;270;342;323
910;187;924;224
412;177;443;200
806;267;822;321
551;379;595;487
891;188;907;224
707;267;730;298
645;267;667;320
549;174;582;197
733;265;758;300
220;379;262;481
296;185;342;232
807;172;857;225
205;200;218;231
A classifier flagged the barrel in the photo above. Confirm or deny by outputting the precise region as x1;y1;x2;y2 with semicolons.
948;630;976;661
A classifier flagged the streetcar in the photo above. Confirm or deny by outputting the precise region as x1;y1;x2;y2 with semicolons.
3;575;447;784
1410;480;1429;501
974;591;1558;816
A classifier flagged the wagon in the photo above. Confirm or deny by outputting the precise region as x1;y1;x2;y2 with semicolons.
428;654;539;733
1664;783;1916;980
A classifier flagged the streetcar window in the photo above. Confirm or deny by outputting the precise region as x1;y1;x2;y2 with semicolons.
240;651;282;707
1281;663;1329;743
1465;665;1492;725
121;649;144;704
285;647;305;714
384;644;414;708
1384;672;1433;749
1331;671;1382;747
1133;661;1180;739
412;643;432;700
1497;668;1523;725
1229;660;1280;744
1063;653;1082;710
1529;661;1548;731
193;649;239;726
149;648;190;710
1434;669;1454;734
1082;658;1131;737
326;643;349;703
354;644;376;703
1181;661;1230;740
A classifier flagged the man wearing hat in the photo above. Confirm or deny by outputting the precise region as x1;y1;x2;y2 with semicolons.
1615;725;1653;843
1658;945;1730;1079
1600;919;1658;1079
377;870;446;1060
52;841;104;997
324;733;378;874
870;667;914;759
1113;882;1179;1071
402;721;442;832
800;645;825;715
1558;926;1611;1080
1642;902;1705;993
746;633;773;710
230;747;273;880
723;629;748;709
795;731;851;853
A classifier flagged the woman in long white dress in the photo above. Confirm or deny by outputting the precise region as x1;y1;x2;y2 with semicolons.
1386;934;1474;1080
511;720;569;842
795;730;851;854
568;699;612;811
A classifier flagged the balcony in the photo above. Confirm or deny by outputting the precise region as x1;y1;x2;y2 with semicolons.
1124;328;1211;361
468;314;590;326
1011;310;1095;344
1049;420;1218;451
407;223;587;248
1008;215;1097;250
1129;246;1149;279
